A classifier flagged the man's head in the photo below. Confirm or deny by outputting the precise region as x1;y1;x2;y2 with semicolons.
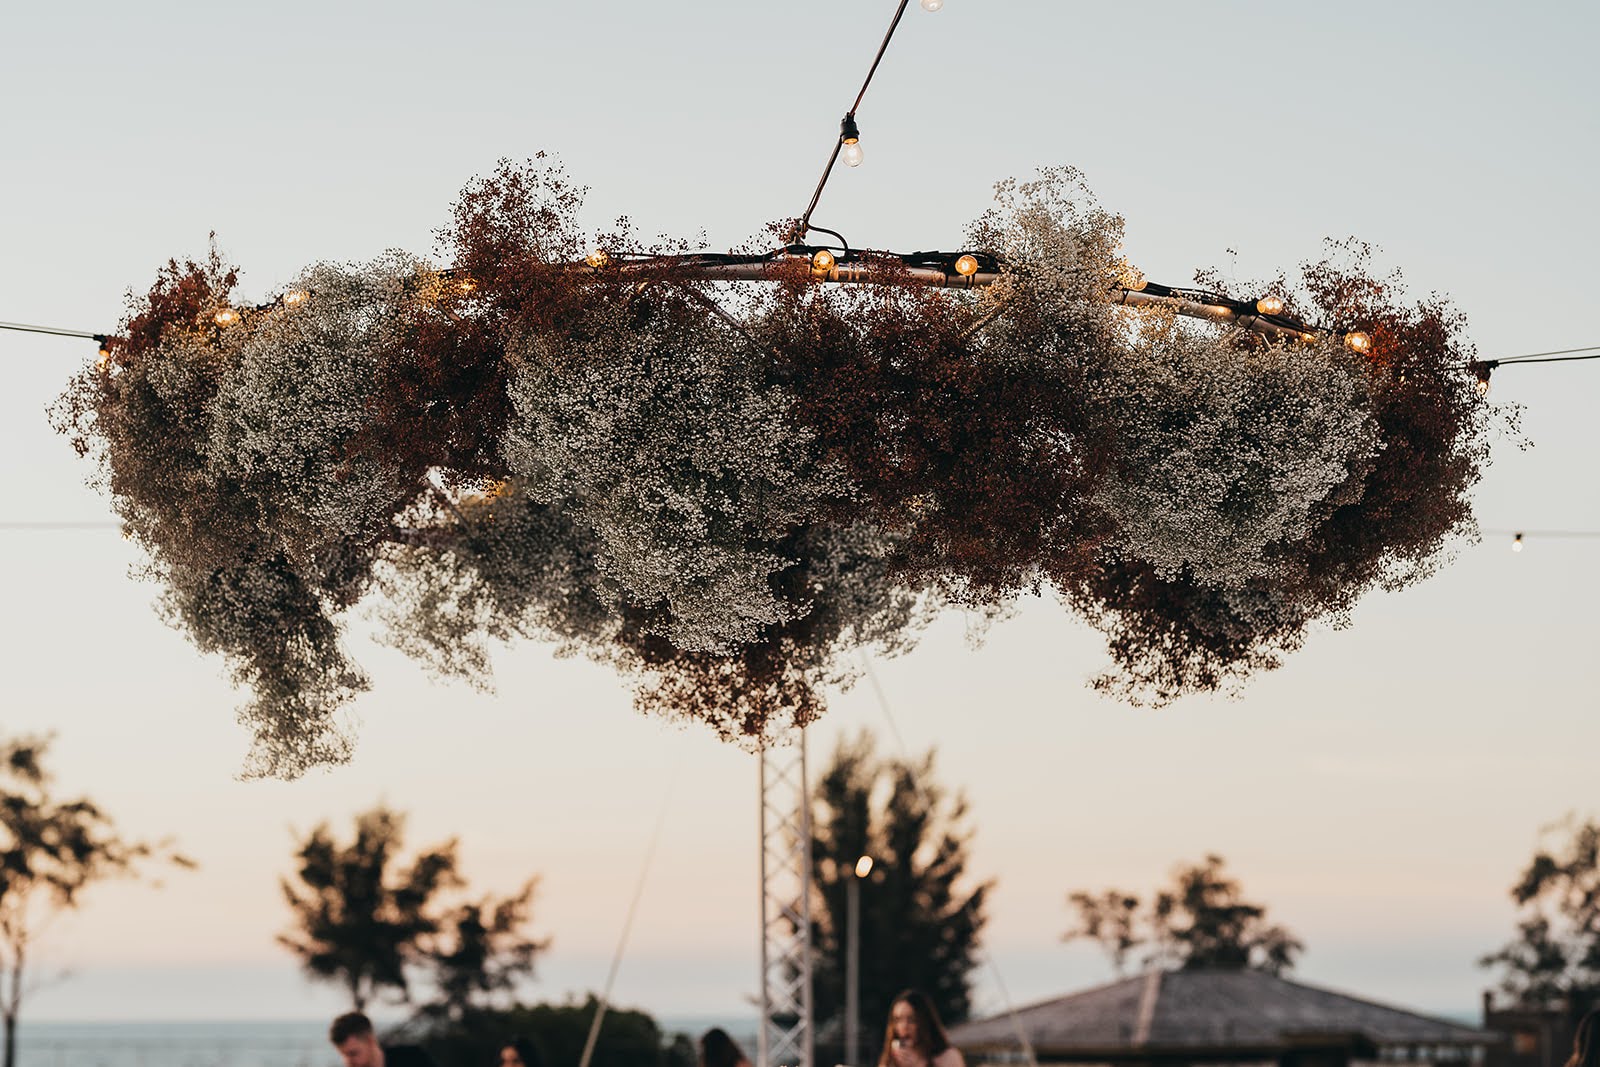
330;1012;384;1067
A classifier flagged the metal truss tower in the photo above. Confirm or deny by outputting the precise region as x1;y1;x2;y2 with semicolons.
757;730;814;1067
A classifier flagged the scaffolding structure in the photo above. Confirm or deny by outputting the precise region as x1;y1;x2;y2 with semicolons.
757;731;815;1067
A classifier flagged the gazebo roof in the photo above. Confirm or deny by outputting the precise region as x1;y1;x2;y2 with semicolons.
950;969;1493;1058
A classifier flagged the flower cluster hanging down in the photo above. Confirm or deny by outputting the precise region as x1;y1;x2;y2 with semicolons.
53;159;1498;777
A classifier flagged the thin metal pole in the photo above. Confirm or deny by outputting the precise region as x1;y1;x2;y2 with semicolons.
846;874;860;1067
799;730;815;1067
758;752;772;1067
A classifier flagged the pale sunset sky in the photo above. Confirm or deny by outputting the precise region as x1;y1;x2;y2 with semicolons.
2;0;1597;1026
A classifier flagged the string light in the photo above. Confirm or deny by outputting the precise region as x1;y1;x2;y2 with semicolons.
811;248;836;272
1343;331;1371;354
1469;359;1495;396
1256;295;1285;316
283;288;309;307
1512;532;1524;552
456;278;477;294
954;254;978;277
840;113;864;168
214;308;240;327
586;249;610;269
920;0;944;11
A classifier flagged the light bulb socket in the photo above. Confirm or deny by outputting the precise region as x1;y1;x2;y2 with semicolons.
840;113;860;145
1469;359;1496;396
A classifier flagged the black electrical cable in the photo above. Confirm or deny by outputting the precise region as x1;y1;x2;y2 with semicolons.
1496;345;1600;363
1493;351;1600;366
0;320;105;342
851;0;913;116
793;0;914;243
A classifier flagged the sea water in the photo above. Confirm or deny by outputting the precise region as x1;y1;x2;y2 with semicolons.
14;1021;328;1066
13;1017;760;1067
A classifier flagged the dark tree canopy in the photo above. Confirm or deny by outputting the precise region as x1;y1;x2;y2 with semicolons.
279;806;461;1010
412;996;694;1067
1066;854;1302;976
0;734;189;1067
427;879;549;1023
810;733;990;1041
1482;818;1600;1007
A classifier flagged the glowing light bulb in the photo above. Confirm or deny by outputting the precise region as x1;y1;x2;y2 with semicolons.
811;248;836;272
855;855;874;878
214;308;239;327
283;288;309;307
1344;331;1372;354
1256;295;1285;316
841;141;864;167
95;345;112;372
1468;359;1494;396
586;249;609;269
1511;532;1524;552
1300;331;1318;343
920;0;944;10
457;278;476;294
954;254;979;277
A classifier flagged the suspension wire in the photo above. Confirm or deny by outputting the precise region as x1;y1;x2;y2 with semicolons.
578;768;678;1067
0;521;120;530
857;651;1040;1067
0;320;105;342
1495;345;1600;363
794;142;847;245
852;0;913;116
793;0;913;243
1492;351;1600;366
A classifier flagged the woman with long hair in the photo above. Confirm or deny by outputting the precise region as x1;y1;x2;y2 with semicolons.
878;990;964;1067
499;1037;543;1067
700;1027;753;1067
1569;1010;1600;1067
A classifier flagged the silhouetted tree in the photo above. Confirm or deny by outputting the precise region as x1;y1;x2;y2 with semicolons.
0;734;190;1067
1066;854;1302;975
1481;817;1600;1008
426;879;549;1022
810;732;990;1044
279;806;459;1009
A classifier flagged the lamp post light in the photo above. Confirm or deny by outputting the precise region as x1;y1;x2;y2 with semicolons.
846;854;873;1066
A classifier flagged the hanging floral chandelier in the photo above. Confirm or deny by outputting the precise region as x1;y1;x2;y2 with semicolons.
50;2;1499;778
52;157;1495;778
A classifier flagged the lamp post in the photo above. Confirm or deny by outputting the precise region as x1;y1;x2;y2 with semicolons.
846;854;873;1066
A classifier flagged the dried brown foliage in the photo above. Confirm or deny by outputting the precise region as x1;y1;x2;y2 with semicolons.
54;163;1498;775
